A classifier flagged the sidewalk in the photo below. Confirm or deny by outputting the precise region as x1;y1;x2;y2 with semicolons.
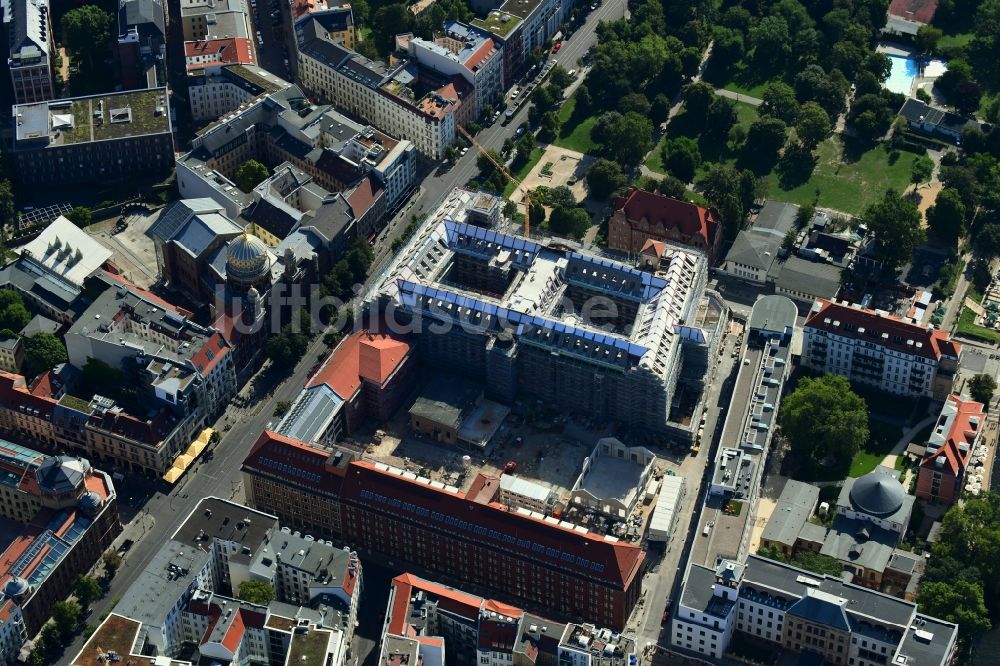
880;411;938;469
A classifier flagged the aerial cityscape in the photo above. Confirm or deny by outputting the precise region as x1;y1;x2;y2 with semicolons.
0;0;998;662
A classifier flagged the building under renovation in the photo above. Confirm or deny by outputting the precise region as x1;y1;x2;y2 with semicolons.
367;188;723;437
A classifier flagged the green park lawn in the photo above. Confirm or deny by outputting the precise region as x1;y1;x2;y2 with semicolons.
553;92;599;154
764;137;914;215
848;420;902;477
503;146;544;197
937;32;974;49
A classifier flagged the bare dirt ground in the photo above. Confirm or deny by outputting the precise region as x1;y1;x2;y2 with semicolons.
512;144;596;207
916;181;943;225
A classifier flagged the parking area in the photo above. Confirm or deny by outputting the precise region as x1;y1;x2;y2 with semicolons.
87;208;163;287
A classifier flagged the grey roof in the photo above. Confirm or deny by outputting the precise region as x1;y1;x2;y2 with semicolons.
786;590;851;631
9;0;49;66
898;97;979;134
35;456;86;495
172;497;277;547
680;564;721;613
771;256;842;301
797;521;828;545
749;295;798;335
0;257;85;316
755;201;800;232
118;0;165;39
148;199;229;244
19;313;59;337
887;550;920;575
761;480;820;547
820;515;896;573
846;470;906;518
741;555;918;629
275;384;343;442
114;538;213;627
408;373;483;428
725;202;798;271
174;212;243;258
309;6;353;33
299;32;354;70
895;615;958;666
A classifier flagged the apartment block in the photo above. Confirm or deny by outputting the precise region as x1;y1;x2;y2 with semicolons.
0;445;120;662
404;21;504;119
294;5;355;47
916;394;985;505
672;555;957;665
64;275;237;429
87;497;361;665
11;88;174;186
118;0;167;89
179;0;251;41
802;298;961;400
187;63;289;122
470;0;570;83
7;0;54;104
296;22;457;158
379;573;635;666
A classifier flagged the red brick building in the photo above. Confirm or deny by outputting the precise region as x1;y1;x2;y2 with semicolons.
916;395;984;505
608;188;723;264
339;460;645;630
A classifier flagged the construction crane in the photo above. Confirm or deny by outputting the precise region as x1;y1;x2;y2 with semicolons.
457;125;534;237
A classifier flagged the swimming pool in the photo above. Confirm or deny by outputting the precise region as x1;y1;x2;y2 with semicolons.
885;55;918;95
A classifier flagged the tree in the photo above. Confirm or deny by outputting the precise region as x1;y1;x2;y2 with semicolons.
744;117;788;162
102;551;123;574
539;111;561;143
51;600;81;641
618;92;651;116
549;64;574;91
926;187;966;242
761;81;800;124
0;300;29;332
548;206;591;240
779;374;869;465
586;159;627;200
61;6;112;67
656;175;687;199
953;80;984;116
663;137;702;183
700;164;754;237
682;82;716;119
910;155;934;188
591;112;653;168
528;200;546;230
234;160;269;193
73;576;102;608
274;400;291;417
371;3;413;53
750;15;791;70
0;180;14;230
650;93;672;127
790;552;846;577
23;333;67;377
862;190;925;270
66;206;92;229
705;98;738;138
238;580;275;606
916;25;943;53
794;102;832;149
918;581;991;637
969;373;997;405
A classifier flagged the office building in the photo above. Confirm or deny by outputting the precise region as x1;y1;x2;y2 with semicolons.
11;88;174;186
672;555;957;665
0;445;120;662
91;497;361;665
802;298;961;400
366;187;721;436
916;395;985;505
609;188;724;264
340;459;645;629
7;0;53;104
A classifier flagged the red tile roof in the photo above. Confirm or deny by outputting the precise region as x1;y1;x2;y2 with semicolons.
805;299;961;361
184;38;255;69
222;609;246;652
465;39;497;71
888;0;939;23
640;239;666;258
308;329;411;400
615;188;720;247
192;332;230;378
341;461;644;589
241;431;346;494
387;573;487;635
0;371;56;420
346;176;383;218
921;395;982;475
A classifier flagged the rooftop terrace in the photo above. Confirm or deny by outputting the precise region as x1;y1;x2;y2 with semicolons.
71;613;141;666
471;10;521;36
288;627;335;664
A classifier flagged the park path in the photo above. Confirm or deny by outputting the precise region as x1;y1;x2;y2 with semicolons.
714;88;763;106
880;412;938;471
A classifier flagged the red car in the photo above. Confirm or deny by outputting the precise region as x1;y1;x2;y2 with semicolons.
662;610;670;624
552;42;562;53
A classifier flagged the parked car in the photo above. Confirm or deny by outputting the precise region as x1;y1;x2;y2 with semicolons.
552;42;562;53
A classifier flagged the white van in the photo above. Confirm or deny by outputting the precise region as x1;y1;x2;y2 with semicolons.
567;69;577;78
